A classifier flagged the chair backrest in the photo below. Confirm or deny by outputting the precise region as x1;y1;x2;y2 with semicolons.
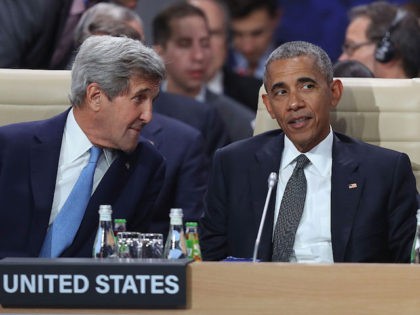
0;69;71;126
254;78;420;191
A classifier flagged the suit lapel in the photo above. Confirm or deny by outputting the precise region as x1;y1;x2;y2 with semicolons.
331;134;363;262
29;111;68;252
62;147;138;256
250;133;283;261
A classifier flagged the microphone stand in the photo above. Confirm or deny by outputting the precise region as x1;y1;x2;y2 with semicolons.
252;172;278;263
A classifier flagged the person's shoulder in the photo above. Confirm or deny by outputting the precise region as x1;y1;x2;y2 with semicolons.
335;131;408;159
218;129;282;154
207;90;254;117
0;111;67;138
154;91;218;120
151;113;202;139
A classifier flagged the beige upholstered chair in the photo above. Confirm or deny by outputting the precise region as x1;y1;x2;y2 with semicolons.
254;78;420;191
0;69;71;126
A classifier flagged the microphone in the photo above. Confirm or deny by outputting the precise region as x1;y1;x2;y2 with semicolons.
252;172;278;263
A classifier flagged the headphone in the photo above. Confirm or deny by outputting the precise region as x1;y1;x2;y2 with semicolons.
375;9;407;63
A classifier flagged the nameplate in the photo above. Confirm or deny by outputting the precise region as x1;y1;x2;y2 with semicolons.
0;258;190;309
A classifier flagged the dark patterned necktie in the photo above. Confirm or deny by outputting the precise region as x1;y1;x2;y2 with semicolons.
272;154;310;262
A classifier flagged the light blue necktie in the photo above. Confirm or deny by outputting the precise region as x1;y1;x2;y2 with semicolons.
39;146;102;257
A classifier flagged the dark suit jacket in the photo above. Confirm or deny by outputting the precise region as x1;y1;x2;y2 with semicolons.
205;89;255;142
0;0;72;69
223;67;262;112
142;113;208;238
200;129;418;263
0;111;165;258
153;91;229;157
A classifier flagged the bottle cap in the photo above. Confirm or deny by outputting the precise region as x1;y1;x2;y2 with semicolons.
114;218;127;224
185;222;198;227
98;205;112;220
169;208;183;217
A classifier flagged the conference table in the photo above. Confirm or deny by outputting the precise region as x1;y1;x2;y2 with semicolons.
1;261;419;314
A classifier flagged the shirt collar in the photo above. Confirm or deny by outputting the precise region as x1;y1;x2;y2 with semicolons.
281;127;333;176
62;109;115;165
232;43;275;79
62;109;93;164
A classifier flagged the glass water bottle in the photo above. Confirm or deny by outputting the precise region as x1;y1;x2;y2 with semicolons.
93;205;118;258
163;208;187;259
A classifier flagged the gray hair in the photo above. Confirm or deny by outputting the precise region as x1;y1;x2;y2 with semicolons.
70;35;165;106
263;41;333;86
74;3;144;47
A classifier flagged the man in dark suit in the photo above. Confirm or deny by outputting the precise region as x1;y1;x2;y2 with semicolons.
200;41;418;263
153;91;228;158
143;113;208;238
0;0;69;68
0;35;166;258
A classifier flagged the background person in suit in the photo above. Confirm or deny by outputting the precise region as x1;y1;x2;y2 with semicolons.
200;41;418;263
0;35;166;258
152;2;255;143
142;113;208;238
338;1;420;78
188;0;261;112
224;0;280;80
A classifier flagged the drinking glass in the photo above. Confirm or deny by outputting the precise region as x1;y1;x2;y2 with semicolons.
140;233;163;258
117;231;141;258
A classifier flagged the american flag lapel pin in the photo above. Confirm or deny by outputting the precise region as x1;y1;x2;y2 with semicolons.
348;183;357;189
125;162;130;170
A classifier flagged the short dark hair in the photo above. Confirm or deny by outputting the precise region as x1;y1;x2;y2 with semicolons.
333;60;374;78
152;2;208;46
223;0;277;19
264;41;333;87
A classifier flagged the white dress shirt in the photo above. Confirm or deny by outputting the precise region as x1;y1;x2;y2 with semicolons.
49;109;116;224
206;70;224;95
273;128;334;263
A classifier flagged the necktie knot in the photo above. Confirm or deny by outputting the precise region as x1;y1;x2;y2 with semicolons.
295;154;310;170
89;146;102;164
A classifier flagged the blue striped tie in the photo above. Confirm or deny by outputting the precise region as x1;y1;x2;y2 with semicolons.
39;146;102;257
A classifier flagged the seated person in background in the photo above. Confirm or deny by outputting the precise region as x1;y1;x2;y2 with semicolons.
74;2;209;238
224;0;280;80
200;41;418;263
333;60;375;77
338;1;420;78
0;35;166;258
189;0;262;112
152;2;255;143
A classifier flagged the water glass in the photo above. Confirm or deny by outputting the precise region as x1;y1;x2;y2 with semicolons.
140;233;163;258
117;231;141;258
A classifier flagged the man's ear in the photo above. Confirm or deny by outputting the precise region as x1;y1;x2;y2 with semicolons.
86;83;102;112
262;93;276;119
330;79;343;110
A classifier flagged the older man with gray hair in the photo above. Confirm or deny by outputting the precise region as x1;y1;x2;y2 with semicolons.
0;35;166;258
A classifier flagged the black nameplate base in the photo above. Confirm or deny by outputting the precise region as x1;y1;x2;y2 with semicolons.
0;258;190;309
